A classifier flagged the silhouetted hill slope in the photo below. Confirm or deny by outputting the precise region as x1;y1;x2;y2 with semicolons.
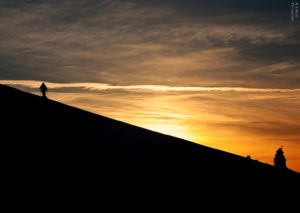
0;84;299;212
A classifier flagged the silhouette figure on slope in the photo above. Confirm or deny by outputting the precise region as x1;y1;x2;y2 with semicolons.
274;147;287;169
40;82;48;98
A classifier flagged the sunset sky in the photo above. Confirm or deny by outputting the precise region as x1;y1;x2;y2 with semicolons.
1;0;300;171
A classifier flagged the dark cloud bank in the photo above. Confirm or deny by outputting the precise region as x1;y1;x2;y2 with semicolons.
0;0;299;88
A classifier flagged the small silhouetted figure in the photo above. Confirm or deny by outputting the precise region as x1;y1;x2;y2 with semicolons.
40;82;48;98
274;147;287;169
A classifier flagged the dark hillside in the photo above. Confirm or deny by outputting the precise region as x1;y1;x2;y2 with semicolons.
0;84;299;212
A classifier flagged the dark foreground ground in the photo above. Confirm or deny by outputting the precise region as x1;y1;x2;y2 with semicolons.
0;84;299;212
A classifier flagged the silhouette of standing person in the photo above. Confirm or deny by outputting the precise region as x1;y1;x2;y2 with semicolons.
40;82;48;98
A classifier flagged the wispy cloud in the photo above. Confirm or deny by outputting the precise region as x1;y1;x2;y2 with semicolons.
2;80;300;92
0;0;299;88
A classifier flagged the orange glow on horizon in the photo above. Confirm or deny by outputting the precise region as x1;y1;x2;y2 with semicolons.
4;82;300;173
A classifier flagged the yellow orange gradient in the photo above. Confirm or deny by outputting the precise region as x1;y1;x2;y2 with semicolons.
1;80;300;172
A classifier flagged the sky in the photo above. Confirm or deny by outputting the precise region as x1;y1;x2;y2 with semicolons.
1;0;300;171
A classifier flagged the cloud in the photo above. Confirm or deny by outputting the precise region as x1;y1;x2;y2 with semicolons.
2;80;300;93
0;0;299;88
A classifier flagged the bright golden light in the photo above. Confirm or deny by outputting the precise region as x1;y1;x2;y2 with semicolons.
4;81;300;172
